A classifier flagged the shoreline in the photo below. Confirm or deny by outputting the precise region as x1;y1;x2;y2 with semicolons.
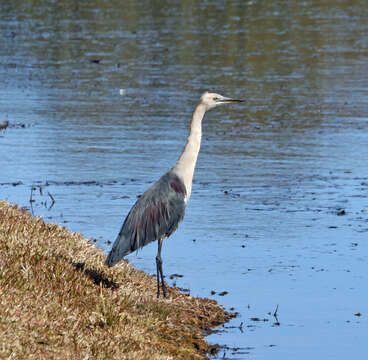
0;200;235;359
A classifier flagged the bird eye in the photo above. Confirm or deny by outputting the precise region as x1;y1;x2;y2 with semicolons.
213;97;219;101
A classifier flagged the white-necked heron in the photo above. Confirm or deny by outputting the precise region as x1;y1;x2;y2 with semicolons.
105;92;243;298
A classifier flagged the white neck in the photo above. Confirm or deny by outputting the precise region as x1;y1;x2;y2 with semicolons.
172;103;206;201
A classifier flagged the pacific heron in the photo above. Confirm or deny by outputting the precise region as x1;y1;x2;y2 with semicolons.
105;92;243;298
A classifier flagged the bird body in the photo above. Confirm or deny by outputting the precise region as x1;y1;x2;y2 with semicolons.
105;92;243;297
105;171;186;267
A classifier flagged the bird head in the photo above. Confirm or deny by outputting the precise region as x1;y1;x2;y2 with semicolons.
200;92;244;111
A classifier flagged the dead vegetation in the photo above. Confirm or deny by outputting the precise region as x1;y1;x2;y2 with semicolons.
0;201;233;359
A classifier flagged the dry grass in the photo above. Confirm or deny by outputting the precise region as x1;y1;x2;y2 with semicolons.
0;201;234;359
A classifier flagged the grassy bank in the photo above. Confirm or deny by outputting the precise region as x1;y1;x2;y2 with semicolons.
0;201;233;359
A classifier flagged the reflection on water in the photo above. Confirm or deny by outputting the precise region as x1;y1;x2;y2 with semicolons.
1;1;368;358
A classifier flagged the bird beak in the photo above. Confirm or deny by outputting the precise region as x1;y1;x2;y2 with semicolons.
219;97;244;104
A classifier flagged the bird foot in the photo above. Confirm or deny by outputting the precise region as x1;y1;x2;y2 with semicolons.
157;283;168;299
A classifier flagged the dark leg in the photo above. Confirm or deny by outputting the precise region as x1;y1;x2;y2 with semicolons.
155;237;167;298
156;251;161;298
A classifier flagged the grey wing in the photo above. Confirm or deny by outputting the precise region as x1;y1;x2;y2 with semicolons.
105;172;186;267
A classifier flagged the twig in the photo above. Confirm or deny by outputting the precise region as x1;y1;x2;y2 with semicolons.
47;191;55;209
273;304;280;326
239;321;243;333
29;185;34;203
29;185;35;215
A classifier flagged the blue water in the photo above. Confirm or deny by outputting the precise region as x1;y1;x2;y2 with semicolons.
1;1;368;359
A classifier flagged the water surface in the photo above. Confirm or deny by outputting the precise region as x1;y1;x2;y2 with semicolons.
1;1;368;359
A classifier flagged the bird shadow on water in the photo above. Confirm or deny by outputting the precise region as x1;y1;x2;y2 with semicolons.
73;262;119;289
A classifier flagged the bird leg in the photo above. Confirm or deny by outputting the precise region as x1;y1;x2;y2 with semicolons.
156;237;167;298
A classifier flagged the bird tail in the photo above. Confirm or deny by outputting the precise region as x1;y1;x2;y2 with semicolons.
105;231;133;267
